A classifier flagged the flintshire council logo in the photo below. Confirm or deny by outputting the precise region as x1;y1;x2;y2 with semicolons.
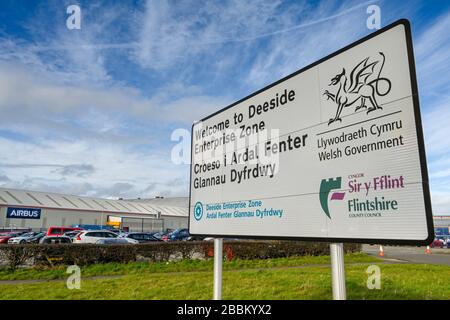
319;177;346;219
194;202;203;221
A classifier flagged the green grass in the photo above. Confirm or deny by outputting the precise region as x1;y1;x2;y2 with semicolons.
0;252;377;281
0;254;449;300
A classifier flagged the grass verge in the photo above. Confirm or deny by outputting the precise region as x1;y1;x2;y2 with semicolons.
0;263;449;299
0;253;448;300
0;252;377;281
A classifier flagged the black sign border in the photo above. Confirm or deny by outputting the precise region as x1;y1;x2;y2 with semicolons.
188;19;434;246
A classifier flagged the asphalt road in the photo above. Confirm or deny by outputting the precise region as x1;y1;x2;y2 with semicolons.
362;244;450;266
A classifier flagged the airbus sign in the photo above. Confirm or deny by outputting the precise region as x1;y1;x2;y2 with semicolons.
6;207;41;219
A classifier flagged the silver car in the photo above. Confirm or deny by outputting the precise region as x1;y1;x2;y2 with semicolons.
8;232;41;244
96;238;137;245
74;230;138;244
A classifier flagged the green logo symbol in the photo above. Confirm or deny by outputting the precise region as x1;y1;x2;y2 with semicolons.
319;177;345;219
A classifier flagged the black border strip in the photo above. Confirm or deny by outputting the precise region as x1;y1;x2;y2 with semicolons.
188;19;434;246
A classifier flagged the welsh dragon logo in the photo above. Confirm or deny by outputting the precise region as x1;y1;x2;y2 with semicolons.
323;52;392;125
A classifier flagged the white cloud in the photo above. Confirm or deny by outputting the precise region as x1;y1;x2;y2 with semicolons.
422;97;450;158
0;26;220;198
134;0;304;70
415;11;450;96
414;11;450;215
0;61;227;129
431;191;450;215
0;136;189;199
244;1;369;88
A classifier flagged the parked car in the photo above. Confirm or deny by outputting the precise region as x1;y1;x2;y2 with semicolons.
441;237;450;248
62;231;83;242
430;238;445;248
203;237;240;241
153;232;168;241
122;232;161;243
168;228;190;241
185;235;205;241
39;236;72;244
0;232;26;244
8;231;42;244
73;230;137;244
25;232;46;244
71;224;116;231
96;238;137;245
159;229;174;241
47;226;83;237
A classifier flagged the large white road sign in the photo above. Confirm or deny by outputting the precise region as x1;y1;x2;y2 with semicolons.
189;20;433;244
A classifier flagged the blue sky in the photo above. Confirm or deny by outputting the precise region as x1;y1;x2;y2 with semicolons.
0;0;449;214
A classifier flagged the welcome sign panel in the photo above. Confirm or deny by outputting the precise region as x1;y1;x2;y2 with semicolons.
189;20;433;244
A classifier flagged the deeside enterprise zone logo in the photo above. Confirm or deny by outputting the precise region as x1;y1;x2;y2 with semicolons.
319;177;345;219
194;202;203;221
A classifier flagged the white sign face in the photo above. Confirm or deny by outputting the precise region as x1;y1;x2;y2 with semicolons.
189;20;433;245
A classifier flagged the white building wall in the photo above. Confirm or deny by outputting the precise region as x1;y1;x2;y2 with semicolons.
0;206;103;231
163;216;188;230
0;206;187;231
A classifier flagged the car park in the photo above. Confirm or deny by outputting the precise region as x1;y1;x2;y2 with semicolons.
121;232;161;243
8;231;42;244
185;235;205;241
430;238;445;248
152;232;162;239
39;236;72;244
441;237;450;248
203;237;240;241
154;231;171;242
168;228;190;241
74;230;137;244
63;231;82;242
96;238;138;244
0;231;26;244
153;231;168;241
25;232;46;244
47;226;83;237
437;237;447;248
109;229;125;235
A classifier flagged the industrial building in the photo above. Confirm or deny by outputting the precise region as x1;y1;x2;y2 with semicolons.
434;215;450;236
0;188;188;232
1;186;448;237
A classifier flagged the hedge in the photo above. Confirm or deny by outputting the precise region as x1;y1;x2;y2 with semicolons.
0;241;361;270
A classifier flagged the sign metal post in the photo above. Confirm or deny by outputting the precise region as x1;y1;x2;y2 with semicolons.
330;243;346;300
213;238;223;300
